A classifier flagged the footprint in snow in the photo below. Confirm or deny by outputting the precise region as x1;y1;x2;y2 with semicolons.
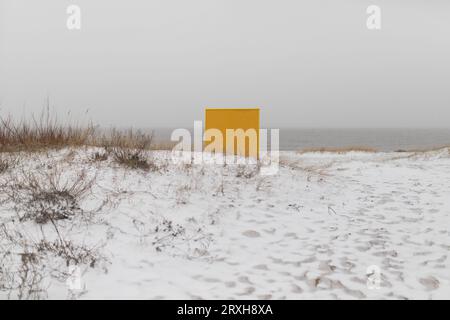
419;276;440;290
242;230;261;238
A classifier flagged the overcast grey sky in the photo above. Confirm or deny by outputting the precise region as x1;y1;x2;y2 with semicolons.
0;0;449;128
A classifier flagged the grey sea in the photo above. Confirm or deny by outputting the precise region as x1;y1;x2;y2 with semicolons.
151;128;450;152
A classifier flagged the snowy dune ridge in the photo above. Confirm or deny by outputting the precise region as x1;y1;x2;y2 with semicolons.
0;147;449;299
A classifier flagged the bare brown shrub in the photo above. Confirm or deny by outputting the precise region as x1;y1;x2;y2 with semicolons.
0;155;18;174
0;223;105;299
3;168;95;224
90;151;109;162
99;129;169;171
100;129;154;170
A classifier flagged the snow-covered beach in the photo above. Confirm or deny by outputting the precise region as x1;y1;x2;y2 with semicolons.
1;148;449;299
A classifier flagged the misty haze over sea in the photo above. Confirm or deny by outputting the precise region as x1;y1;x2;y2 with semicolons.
150;128;450;152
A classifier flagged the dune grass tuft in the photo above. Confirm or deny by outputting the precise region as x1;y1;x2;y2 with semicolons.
0;108;174;154
0;108;95;152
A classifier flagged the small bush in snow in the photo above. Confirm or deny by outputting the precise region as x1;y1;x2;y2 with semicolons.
3;168;95;224
0;156;18;174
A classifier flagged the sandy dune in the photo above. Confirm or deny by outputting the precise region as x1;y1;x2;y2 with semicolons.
0;148;449;299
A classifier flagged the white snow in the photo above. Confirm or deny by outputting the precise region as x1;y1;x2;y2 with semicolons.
1;147;449;299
